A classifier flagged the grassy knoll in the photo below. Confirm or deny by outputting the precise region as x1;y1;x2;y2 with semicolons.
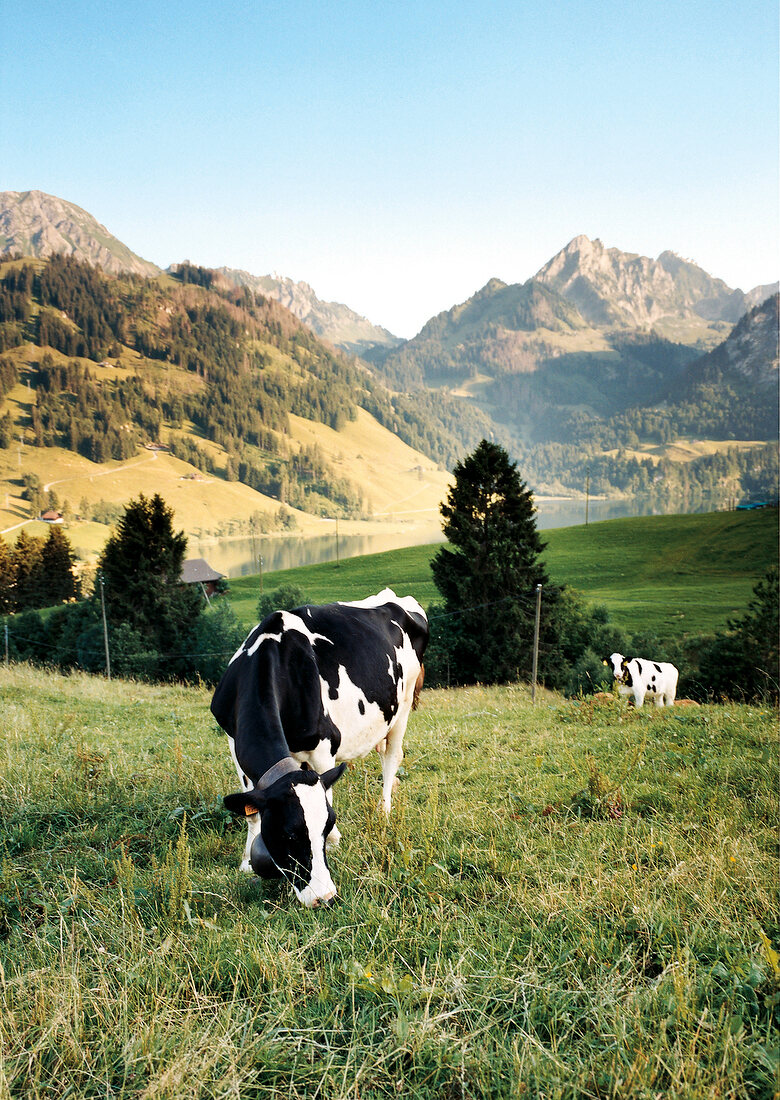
226;509;778;641
541;508;778;639
227;543;442;626
0;665;777;1099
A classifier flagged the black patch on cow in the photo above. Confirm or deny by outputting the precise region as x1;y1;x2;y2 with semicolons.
654;663;663;673
358;699;365;715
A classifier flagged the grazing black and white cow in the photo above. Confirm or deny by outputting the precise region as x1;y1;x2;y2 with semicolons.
605;652;678;708
211;588;428;907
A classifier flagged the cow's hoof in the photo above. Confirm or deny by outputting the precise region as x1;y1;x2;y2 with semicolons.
240;859;253;873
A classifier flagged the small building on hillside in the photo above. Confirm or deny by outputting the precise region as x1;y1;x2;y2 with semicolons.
180;558;225;600
40;510;63;524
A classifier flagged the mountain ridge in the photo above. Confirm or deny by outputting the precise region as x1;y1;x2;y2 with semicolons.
0;190;160;279
533;235;772;332
212;265;402;356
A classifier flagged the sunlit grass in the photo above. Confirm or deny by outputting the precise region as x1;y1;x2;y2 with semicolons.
227;508;778;641
1;665;777;1098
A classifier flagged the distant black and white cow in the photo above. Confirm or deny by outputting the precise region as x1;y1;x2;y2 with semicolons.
605;652;678;708
211;588;428;907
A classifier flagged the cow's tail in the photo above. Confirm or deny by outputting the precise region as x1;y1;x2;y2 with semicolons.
412;665;425;711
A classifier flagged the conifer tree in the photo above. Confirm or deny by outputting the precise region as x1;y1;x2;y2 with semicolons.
12;530;43;611
0;536;14;613
98;494;202;678
39;526;79;606
431;439;560;685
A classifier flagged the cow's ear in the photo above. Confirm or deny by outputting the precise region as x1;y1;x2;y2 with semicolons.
319;762;347;790
224;791;265;817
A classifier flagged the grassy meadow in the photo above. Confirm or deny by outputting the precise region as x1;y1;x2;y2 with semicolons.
226;508;778;640
0;663;777;1099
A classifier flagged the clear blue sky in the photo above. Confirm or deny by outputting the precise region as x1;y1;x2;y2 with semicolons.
3;0;778;336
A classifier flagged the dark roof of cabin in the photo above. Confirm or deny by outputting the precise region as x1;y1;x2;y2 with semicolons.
180;558;224;584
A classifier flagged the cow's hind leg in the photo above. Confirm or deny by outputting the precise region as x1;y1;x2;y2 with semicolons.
380;712;409;814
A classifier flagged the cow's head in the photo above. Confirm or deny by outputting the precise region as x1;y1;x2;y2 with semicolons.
224;762;346;907
605;653;628;682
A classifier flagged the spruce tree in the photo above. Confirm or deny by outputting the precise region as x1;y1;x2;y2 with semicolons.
39;526;79;606
431;439;559;685
0;536;14;613
12;530;43;612
98;494;202;679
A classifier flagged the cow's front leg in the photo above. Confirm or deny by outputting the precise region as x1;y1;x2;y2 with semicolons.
242;812;262;873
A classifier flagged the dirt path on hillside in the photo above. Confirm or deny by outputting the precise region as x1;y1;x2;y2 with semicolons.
42;450;159;493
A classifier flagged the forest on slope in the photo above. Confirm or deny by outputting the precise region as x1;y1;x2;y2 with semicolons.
0;254;491;521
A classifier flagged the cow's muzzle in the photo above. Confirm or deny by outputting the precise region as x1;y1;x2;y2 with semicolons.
250;834;282;878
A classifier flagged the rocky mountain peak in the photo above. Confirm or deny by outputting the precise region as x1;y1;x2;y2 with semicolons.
533;236;765;331
0;189;160;278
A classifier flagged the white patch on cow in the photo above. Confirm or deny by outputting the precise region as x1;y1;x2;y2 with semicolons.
320;666;389;760
231;611;335;663
318;628;422;764
278;611;334;647
227;735;253;793
292;783;337;906
339;588;425;621
229;625;283;663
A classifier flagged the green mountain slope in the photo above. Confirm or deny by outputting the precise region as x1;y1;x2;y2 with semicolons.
0;255;489;547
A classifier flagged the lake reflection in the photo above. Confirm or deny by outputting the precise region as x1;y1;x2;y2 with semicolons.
192;498;713;579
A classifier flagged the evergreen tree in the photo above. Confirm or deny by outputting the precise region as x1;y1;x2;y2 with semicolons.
0;536;14;613
39;526;79;606
431;439;560;685
697;568;779;701
12;530;43;611
98;494;202;679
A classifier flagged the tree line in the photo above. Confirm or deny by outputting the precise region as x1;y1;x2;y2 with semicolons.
1;464;775;702
0;525;80;613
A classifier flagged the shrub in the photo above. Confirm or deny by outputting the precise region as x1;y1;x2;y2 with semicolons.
256;583;309;623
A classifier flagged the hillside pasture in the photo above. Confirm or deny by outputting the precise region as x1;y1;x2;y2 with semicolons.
226;508;778;642
0;665;776;1099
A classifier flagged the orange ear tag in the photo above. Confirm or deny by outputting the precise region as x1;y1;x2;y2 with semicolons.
244;806;259;817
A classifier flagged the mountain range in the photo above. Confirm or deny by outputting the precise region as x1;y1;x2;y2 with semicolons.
0;188;777;530
0;191;398;356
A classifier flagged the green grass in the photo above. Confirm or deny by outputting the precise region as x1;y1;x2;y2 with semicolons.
227;543;442;628
0;665;777;1098
227;509;778;641
541;509;778;639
